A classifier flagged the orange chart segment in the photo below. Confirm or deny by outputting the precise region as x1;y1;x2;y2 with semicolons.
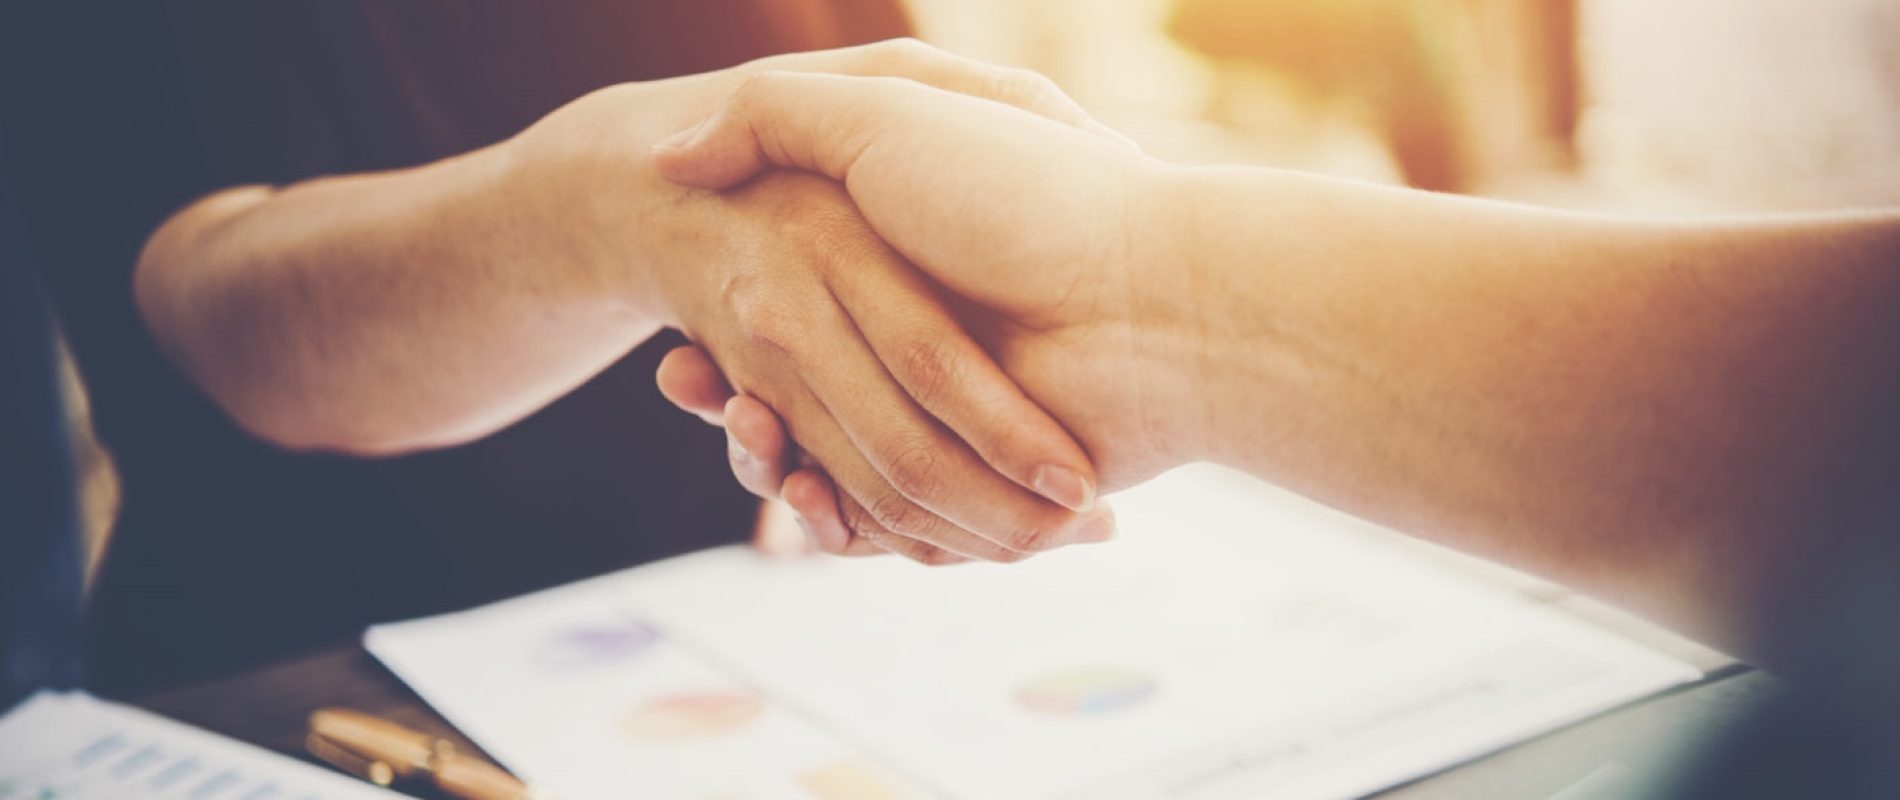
621;691;765;742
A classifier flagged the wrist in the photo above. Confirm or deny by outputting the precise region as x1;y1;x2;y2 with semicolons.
1116;161;1229;469
492;99;671;329
1130;164;1315;472
1071;163;1200;473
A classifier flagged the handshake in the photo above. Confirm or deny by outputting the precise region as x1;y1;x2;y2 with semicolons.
599;39;1211;565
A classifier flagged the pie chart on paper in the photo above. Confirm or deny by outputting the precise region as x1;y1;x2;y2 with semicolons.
1013;666;1158;717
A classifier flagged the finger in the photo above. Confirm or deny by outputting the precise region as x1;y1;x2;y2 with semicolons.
746;38;1137;150
765;376;1040;562
656;345;735;424
836;535;893;558
750;499;812;558
832;246;1098;512
719;266;1089;558
835;491;971;567
781;463;897;559
766;290;1109;555
782;454;959;563
781;467;851;553
726;394;791;499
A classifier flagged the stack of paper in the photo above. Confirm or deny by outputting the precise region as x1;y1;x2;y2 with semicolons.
368;465;1702;800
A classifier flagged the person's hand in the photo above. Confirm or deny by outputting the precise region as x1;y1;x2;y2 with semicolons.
506;41;1126;564
650;71;1207;520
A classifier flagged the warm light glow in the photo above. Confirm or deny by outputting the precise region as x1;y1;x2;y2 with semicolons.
904;0;1900;210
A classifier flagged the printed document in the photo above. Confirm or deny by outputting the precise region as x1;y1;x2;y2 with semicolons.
0;691;394;799
368;465;1703;800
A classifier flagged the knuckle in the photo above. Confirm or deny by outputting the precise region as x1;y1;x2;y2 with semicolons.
844;519;888;550
1001;523;1054;554
865;490;930;537
1013;503;1066;546
728;286;804;356
881;444;944;503
895;336;955;405
836;498;883;540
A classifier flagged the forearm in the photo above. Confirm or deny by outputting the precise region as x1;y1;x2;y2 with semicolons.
135;143;656;454
1157;166;1900;654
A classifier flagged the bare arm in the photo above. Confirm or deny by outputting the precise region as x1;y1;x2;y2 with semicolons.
136;143;651;455
1163;170;1900;648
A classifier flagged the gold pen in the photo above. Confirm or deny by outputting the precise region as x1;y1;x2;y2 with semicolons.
307;708;552;800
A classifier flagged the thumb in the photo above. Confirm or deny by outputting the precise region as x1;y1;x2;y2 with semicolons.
652;72;917;190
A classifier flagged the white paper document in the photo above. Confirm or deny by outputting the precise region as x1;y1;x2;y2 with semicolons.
0;691;395;799
367;466;1702;800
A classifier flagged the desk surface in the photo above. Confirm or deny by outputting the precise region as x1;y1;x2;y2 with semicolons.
126;640;1780;799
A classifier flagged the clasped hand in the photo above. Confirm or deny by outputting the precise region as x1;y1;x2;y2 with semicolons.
502;39;1191;565
633;44;1202;563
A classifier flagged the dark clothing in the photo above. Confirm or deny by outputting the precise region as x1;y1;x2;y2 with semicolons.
0;162;84;710
0;1;907;696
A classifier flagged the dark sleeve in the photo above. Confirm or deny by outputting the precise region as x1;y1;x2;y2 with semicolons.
0;155;85;709
0;2;224;401
0;3;375;696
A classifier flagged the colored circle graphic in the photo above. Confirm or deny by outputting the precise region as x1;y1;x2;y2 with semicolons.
1013;667;1158;717
535;621;661;669
622;691;764;742
795;761;909;800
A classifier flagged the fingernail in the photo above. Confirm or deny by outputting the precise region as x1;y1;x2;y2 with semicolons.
653;118;708;153
727;430;756;465
1071;506;1117;544
1032;464;1096;512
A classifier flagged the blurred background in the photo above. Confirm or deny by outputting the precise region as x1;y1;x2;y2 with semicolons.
901;0;1900;213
